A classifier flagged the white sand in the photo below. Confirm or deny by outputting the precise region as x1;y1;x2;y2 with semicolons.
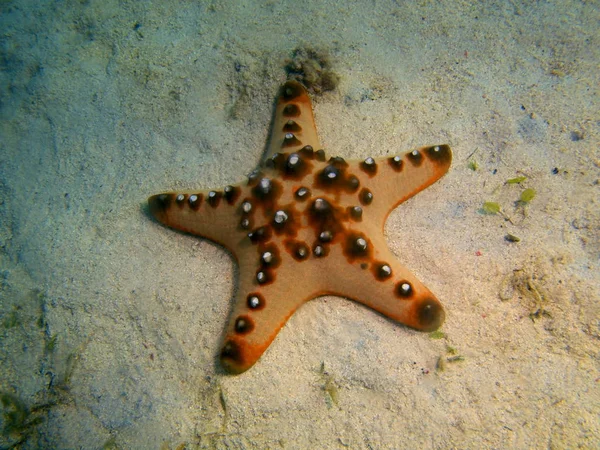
1;0;598;448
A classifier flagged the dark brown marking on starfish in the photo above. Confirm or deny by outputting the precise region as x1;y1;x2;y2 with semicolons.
317;164;341;185
239;216;253;230
315;158;361;194
207;191;222;208
148;194;172;216
310;197;332;218
251;177;283;211
415;298;445;331
270;151;313;180
247;293;266;310
255;267;275;285
308;197;347;243
282;134;302;148
347;175;360;191
284;239;310;261
343;232;372;262
259;243;282;269
189;193;203;210
348;205;363;221
315;149;326;161
294;186;311;201
395;281;414;298
221;340;245;371
281;82;304;100
272;206;300;237
247;169;262;185
318;230;333;242
299;145;315;158
372;262;393;281
175;194;186;208
248;226;272;244
388;155;404;172
224;185;241;205
264;153;281;170
283;120;302;132
425;145;452;166
407;150;424;167
360;157;378;177
312;243;329;258
234;315;255;335
239;198;253;215
359;188;373;205
282;104;300;117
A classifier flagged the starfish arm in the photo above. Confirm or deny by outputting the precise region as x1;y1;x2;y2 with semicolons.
219;250;321;374
347;145;452;224
325;243;445;332
220;236;444;374
264;81;321;160
148;183;249;254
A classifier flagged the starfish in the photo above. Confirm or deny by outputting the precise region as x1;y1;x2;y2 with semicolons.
148;81;452;374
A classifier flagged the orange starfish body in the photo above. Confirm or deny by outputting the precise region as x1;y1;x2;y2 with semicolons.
148;81;452;374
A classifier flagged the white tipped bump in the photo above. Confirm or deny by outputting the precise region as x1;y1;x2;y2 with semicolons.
314;198;328;212
356;237;367;250
258;178;271;194
296;187;309;198
287;153;300;167
274;210;288;224
319;231;333;242
235;318;247;332
248;295;260;309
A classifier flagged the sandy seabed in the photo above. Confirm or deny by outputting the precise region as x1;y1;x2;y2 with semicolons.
1;1;598;448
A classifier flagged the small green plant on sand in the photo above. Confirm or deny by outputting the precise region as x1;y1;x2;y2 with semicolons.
319;362;339;408
519;188;536;203
482;202;501;215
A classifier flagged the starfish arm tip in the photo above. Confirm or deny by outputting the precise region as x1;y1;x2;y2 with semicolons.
410;297;445;331
148;193;170;223
220;339;252;374
219;335;274;374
